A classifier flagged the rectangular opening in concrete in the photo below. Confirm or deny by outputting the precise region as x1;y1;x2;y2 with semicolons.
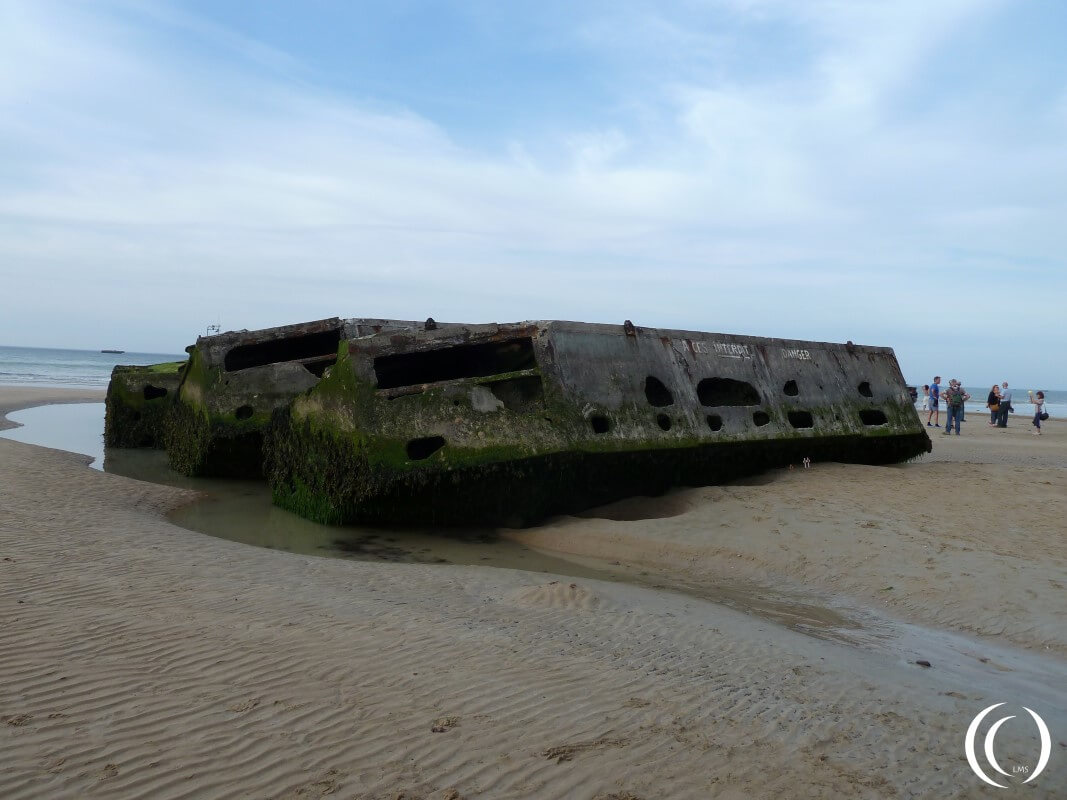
374;338;536;389
223;329;342;372
303;357;336;378
488;375;544;411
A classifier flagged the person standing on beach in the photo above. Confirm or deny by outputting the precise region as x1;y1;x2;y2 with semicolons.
987;384;1001;425
996;381;1013;427
942;380;969;436
921;385;930;413
1029;390;1046;435
926;377;941;428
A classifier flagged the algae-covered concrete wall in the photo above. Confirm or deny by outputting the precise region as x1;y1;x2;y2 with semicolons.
266;321;929;526
166;317;438;477
104;361;187;448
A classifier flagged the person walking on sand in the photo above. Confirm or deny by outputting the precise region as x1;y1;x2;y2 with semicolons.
996;381;1013;427
942;380;969;436
987;384;1001;425
920;385;930;413
1029;390;1047;435
926;377;941;428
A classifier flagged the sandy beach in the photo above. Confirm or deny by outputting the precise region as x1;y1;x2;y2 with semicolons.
2;387;1065;799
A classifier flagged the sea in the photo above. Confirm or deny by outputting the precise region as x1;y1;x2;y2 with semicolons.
0;345;187;388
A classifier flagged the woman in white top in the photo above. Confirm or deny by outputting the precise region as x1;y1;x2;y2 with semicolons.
1029;390;1046;435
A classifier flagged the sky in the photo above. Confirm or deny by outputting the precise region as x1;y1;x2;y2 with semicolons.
1;0;1064;387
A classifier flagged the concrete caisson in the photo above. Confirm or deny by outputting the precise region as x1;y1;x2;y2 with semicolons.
266;321;930;526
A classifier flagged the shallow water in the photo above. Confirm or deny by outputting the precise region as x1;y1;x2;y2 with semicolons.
110;447;860;639
1;403;106;470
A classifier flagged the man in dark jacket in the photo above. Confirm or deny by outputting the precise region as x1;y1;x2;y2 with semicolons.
942;380;970;436
996;381;1013;427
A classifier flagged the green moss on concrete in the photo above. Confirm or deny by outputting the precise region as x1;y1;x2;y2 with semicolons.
104;361;186;448
162;399;213;474
163;349;271;477
175;348;219;411
143;361;187;374
267;399;931;527
163;398;266;479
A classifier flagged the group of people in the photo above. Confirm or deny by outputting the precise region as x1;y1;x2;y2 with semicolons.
919;378;1048;436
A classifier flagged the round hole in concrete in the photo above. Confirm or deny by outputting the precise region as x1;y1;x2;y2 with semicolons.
859;409;888;426
645;376;674;407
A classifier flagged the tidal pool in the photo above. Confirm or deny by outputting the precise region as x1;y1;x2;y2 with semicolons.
2;403;107;469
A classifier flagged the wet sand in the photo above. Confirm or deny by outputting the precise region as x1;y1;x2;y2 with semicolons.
513;432;1067;656
2;387;1065;798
